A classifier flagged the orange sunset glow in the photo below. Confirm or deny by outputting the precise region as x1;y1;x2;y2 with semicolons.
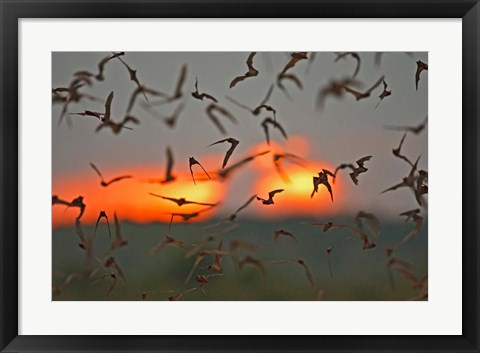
52;162;226;228
253;161;344;219
53;136;344;227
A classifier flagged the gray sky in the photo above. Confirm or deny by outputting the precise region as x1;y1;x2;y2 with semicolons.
52;51;428;221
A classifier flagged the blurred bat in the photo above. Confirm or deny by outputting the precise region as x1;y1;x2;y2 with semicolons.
206;104;237;135
342;75;384;101
94;210;111;239
334;52;361;78
149;193;218;207
89;163;132;187
111;212;128;250
261;117;288;145
271;258;314;287
274;229;298;243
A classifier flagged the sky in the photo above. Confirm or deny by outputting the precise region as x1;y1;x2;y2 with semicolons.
52;51;428;227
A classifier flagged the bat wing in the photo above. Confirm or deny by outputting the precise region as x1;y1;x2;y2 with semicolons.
165;146;175;180
279;74;303;89
352;53;361;77
201;93;218;103
206;105;227;135
107;175;132;185
174;64;187;97
415;65;422;90
104;91;114;122
269;189;284;198
259;84;274;106
381;181;407;193
356;155;372;166
235;194;257;214
209;138;228;146
366;75;385;95
222;141;239;168
229;75;246;88
334;164;354;177
89;163;103;180
261;121;270;145
273;121;288;139
300;261;314;287
322;168;335;177
246;52;257;71
324;182;334;201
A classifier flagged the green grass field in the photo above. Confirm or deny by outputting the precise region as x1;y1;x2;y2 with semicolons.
52;218;427;301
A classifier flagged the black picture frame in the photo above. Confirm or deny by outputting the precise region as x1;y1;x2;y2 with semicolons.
1;1;478;352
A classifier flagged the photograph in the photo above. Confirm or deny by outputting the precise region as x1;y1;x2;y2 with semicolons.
51;51;428;301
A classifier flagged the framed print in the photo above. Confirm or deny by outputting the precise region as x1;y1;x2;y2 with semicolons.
1;0;479;352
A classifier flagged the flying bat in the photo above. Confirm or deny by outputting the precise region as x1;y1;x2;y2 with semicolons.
89;163;132;187
257;189;284;205
230;52;258;88
209;137;240;169
189;156;211;185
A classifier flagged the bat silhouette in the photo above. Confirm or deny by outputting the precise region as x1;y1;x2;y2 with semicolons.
273;153;306;183
334;52;361;77
415;60;428;90
381;156;420;194
208;137;240;169
375;79;392;109
334;155;372;185
74;51;124;81
150;64;187;105
116;55;148;101
415;170;428;206
385;116;428;135
94;210;111;239
307;221;347;232
111;212;128;250
205;103;237;135
230;52;258;88
227;84;276;120
89;163;132;187
274;229;298;243
192;77;218;102
225;194;257;222
102;255;126;282
257;189;284;205
342;75;385;101
127;85;167;113
238;255;266;277
395;209;424;248
355;210;381;236
217;150;270;180
392;133;413;166
261;117;288;145
207;240;225;273
149;193;218;207
189;156;211;185
91;272;117;297
316;77;361;110
150;235;190;256
311;169;334;201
